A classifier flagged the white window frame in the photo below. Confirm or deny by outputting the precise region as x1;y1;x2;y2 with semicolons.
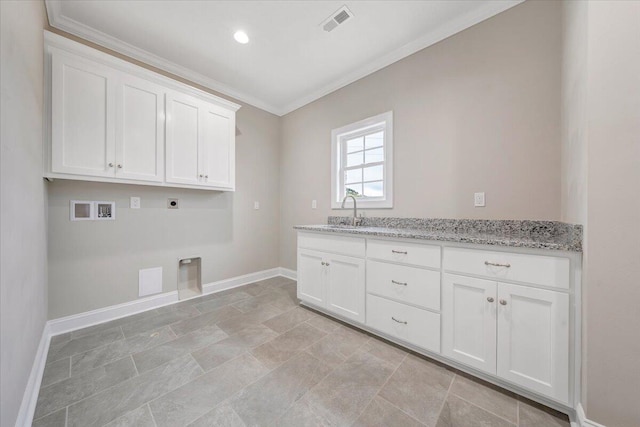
331;111;393;209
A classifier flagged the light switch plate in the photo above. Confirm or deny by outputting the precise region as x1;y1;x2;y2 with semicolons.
254;201;260;210
474;192;486;207
312;200;317;209
130;197;141;209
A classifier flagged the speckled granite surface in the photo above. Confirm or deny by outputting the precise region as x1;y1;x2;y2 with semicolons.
294;216;582;252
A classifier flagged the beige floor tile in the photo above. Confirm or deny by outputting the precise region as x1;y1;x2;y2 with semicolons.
32;408;66;427
436;395;515;427
148;353;268;427
449;373;517;424
230;352;332;426
353;395;425;427
104;404;156;427
40;357;70;387
188;402;247;427
518;399;570;427
302;350;395;425
251;323;327;369
262;307;314;333
378;354;454;426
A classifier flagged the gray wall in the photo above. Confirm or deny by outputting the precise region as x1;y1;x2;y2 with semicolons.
565;2;640;425
279;0;562;269
0;1;49;426
47;100;281;318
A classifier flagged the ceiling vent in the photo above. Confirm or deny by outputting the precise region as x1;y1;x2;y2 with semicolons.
321;5;354;32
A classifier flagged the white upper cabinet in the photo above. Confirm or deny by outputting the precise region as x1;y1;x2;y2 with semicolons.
115;75;165;182
165;92;235;189
45;31;239;190
166;91;201;186
51;51;117;177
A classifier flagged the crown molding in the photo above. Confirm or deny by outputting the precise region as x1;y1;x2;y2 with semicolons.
45;0;523;117
44;0;283;115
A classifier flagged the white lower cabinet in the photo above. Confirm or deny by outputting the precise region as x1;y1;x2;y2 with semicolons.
296;231;575;407
442;274;497;374
496;282;569;403
297;245;365;323
442;273;570;404
367;294;440;353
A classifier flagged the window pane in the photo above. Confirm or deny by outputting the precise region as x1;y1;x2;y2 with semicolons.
363;181;384;197
365;131;384;149
364;147;384;164
347;151;363;167
346;137;364;153
345;168;362;184
345;184;362;197
363;165;383;182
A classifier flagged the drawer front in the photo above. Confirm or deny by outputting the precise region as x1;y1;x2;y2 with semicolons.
367;239;441;269
366;294;440;353
367;260;440;311
298;232;365;258
443;247;570;289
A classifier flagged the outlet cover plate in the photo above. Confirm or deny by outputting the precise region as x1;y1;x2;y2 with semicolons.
474;192;486;207
139;267;162;297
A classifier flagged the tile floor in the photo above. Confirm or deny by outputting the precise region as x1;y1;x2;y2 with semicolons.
33;277;570;427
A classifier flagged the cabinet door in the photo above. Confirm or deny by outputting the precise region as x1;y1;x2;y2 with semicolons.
114;75;165;182
326;253;365;323
297;249;326;307
442;274;497;374
497;283;569;403
51;51;116;177
199;103;235;189
166;91;201;185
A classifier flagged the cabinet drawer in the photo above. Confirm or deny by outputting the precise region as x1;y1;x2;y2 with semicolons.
298;232;365;258
367;260;440;311
443;247;570;289
367;239;441;269
366;294;440;353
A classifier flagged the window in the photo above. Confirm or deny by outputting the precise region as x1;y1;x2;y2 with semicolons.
331;111;393;208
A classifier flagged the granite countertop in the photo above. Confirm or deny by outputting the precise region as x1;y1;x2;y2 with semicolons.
294;217;583;252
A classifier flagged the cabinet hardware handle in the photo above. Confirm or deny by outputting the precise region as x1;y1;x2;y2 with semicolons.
485;261;511;268
391;280;408;286
199;174;204;178
205;175;208;179
326;263;330;266
117;164;122;169
487;297;495;302
321;262;325;266
499;299;507;305
108;163;114;167
391;250;408;255
391;316;407;325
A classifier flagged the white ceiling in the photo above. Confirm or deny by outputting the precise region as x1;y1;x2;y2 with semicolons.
46;0;523;115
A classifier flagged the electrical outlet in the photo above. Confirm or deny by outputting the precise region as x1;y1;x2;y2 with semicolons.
312;200;317;209
254;201;260;210
130;197;141;209
474;192;486;207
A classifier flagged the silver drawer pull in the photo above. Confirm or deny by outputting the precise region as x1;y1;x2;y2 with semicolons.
391;280;407;286
484;261;511;268
487;297;495;303
391;316;407;324
500;299;507;306
391;250;408;255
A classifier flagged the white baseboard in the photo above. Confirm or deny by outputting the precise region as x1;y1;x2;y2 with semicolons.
576;403;606;427
202;267;282;295
48;267;293;337
279;267;297;280
15;323;51;427
48;291;179;336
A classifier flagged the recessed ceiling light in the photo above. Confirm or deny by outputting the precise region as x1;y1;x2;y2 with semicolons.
234;30;249;44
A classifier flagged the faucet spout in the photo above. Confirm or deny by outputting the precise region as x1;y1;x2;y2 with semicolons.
341;195;362;226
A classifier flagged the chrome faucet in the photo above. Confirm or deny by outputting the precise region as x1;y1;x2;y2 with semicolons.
341;195;363;226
